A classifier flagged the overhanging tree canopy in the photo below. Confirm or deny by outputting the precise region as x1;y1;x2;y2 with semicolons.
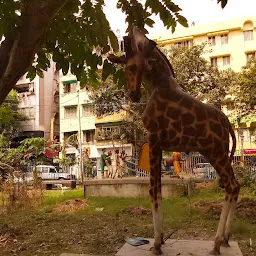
0;0;228;104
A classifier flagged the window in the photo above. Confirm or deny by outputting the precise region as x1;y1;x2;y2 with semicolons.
103;126;120;138
83;130;95;143
221;34;228;45
49;168;56;173
64;106;77;118
19;107;34;118
64;132;78;142
95;126;120;140
82;105;94;117
246;52;255;62
244;30;254;41
223;56;230;66
15;83;34;94
240;129;250;142
174;40;193;48
63;82;77;93
42;167;48;173
211;57;217;66
208;36;216;46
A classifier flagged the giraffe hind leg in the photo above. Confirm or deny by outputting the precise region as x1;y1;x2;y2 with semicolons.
222;174;240;247
210;168;240;255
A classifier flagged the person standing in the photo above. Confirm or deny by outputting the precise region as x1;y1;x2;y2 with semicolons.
100;148;108;178
120;150;127;176
106;151;113;178
113;149;122;179
173;152;182;177
163;156;174;175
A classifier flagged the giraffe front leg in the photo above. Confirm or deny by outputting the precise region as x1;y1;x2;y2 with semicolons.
149;144;163;255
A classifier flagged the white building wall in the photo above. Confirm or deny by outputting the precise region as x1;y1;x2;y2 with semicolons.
16;62;59;139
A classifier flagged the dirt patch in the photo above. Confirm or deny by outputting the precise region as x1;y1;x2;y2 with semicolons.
123;207;151;216
194;198;256;219
53;199;88;213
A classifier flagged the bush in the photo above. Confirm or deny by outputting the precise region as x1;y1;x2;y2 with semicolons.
233;165;256;194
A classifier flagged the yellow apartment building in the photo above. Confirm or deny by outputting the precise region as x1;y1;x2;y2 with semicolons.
152;16;256;156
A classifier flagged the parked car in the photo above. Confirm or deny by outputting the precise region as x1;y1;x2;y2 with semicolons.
192;163;217;180
36;165;75;180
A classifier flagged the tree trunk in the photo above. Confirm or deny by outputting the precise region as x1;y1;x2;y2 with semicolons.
0;0;68;104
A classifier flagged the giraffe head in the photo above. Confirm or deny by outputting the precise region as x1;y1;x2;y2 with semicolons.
109;27;157;102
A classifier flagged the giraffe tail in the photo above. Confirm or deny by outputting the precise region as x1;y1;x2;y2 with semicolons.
228;121;236;163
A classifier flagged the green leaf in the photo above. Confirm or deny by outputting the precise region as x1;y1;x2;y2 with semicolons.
217;0;228;8
27;66;36;81
177;15;188;27
113;69;126;88
108;31;119;52
62;58;69;75
102;60;116;81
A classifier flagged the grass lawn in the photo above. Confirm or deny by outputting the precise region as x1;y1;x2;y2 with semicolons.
0;185;255;256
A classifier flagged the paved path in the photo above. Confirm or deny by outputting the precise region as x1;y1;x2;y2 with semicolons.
60;239;243;256
116;239;243;256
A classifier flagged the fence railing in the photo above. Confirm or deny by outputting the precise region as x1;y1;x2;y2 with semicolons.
123;153;256;181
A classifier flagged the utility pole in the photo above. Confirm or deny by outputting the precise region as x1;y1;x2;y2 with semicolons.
77;89;84;183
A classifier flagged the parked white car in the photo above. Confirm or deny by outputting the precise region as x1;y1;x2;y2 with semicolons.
192;163;217;179
36;165;75;180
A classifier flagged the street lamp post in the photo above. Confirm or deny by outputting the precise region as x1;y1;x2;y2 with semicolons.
239;129;244;164
78;89;84;183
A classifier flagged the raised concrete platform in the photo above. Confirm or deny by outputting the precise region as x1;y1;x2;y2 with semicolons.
83;177;195;198
116;239;243;256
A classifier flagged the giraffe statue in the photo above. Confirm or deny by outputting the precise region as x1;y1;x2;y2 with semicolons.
109;27;240;255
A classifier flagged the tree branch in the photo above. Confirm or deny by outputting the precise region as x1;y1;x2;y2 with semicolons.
0;0;68;104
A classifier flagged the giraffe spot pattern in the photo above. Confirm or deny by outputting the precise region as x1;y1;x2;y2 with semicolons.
149;133;158;147
171;120;182;132
181;112;195;125
159;130;168;141
183;126;197;136
156;100;167;112
210;121;222;136
181;135;190;145
166;107;180;120
195;123;207;137
147;120;158;132
158;89;183;102
180;97;193;109
198;135;213;147
157;115;169;128
195;105;207;121
170;136;181;145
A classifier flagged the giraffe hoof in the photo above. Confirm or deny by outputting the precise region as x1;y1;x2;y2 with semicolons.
150;244;162;255
153;247;162;255
210;249;221;255
221;240;230;247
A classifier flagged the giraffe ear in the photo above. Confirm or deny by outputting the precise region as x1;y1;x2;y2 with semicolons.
131;26;149;52
131;26;157;55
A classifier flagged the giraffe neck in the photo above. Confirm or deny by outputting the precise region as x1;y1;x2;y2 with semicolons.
144;48;178;92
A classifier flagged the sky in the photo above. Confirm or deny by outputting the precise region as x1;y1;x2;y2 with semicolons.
103;0;256;37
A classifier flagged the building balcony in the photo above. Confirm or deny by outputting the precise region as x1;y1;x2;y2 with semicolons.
95;111;127;124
